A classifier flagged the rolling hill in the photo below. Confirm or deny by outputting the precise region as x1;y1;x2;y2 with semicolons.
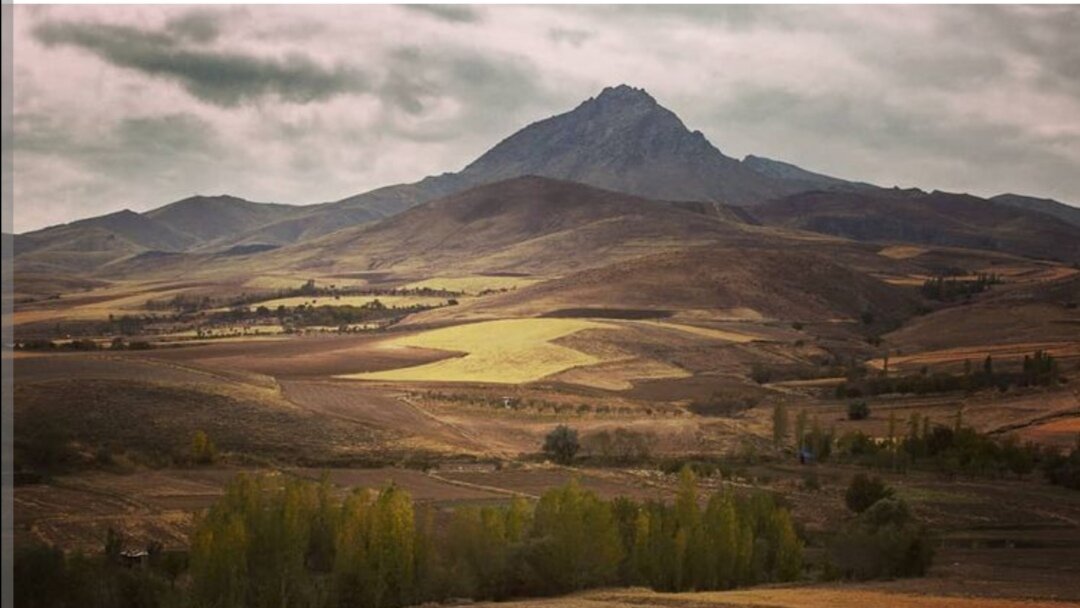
252;176;771;277
753;189;1080;263
990;193;1080;228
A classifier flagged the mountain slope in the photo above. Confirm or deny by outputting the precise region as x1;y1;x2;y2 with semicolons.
146;195;306;245
741;155;874;193
198;176;772;279
990;193;1080;228
753;189;1080;263
455;85;790;206
414;242;921;327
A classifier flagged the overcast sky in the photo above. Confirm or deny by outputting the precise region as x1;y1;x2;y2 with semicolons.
11;4;1080;232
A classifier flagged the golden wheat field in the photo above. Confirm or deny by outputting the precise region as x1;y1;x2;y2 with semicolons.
341;318;616;384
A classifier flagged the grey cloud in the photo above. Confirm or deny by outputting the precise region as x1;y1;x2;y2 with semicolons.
403;5;481;24
377;45;555;142
976;7;1080;97
33;20;369;106
548;28;593;47
165;10;222;43
715;85;1080;197
15;112;220;178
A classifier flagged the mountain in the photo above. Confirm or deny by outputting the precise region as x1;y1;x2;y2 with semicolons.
753;189;1080;263
145;195;306;246
111;176;771;281
453;85;792;205
209;85;815;249
13;195;304;272
741;155;873;193
990;194;1080;228
14;209;201;272
215;175;469;248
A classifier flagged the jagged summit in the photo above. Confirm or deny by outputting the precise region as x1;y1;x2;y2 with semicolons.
590;84;659;108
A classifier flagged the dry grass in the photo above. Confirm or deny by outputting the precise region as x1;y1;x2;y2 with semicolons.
867;341;1080;371
341;319;616;384
250;294;451;309
403;275;546;295
879;245;930;259
11;281;197;325
1018;416;1080;450
652;321;762;343
242;274;371;290
551;358;691;390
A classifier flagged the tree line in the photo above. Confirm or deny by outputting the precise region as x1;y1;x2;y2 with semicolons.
16;470;802;608
773;401;1080;489
835;351;1062;399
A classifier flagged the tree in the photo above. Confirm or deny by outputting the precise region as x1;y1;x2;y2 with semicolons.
845;474;894;514
543;425;580;465
190;430;217;465
772;403;789;449
529;480;622;593
794;410;809;452
772;509;802;582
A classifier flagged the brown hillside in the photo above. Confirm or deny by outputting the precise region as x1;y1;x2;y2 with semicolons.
416;243;921;325
257;176;768;277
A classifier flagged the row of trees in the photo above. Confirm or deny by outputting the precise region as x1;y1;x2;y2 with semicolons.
835;352;1062;399
185;470;802;608
919;273;1000;301
775;401;1080;488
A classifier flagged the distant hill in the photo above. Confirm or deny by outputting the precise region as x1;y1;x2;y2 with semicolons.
418;242;921;327
990;193;1080;228
753;189;1080;263
259;175;767;277
741;155;873;193
145;195;306;245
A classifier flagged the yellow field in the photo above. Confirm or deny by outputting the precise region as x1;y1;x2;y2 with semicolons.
655;321;761;343
403;275;545;295
253;294;450;309
341;318;614;384
479;588;1077;608
11;282;195;326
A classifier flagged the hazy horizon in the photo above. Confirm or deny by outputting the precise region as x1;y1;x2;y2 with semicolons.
11;4;1080;233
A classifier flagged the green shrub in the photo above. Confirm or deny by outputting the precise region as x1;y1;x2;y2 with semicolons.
845;474;894;513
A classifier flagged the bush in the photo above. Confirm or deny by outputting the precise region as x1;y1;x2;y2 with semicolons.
827;498;933;580
543;425;580;465
845;474;894;513
847;401;870;421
